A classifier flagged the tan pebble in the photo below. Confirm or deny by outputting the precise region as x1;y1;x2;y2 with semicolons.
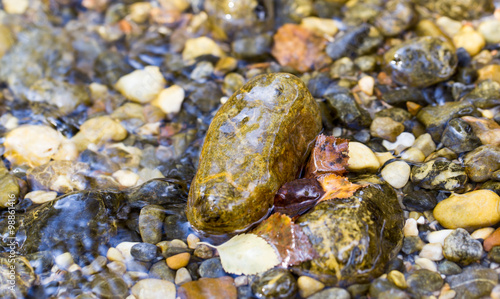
67;264;81;272
453;26;485;56
382;132;415;155
2;0;28;14
415;257;438;272
55;252;74;270
300;17;339;37
107;261;127;276
170;239;188;248
182;37;225;64
297;276;325;298
478;19;500;44
131;279;176;299
151;85;185;117
112;170;139;187
370;117;404;142
116;242;139;261
412;133;436;157
358;76;375;96
129;2;152;23
404;218;419;237
107;247;125;263
439;290;456;299
234;276;248;287
400;147;425;163
374;152;395;165
387;270;407;289
24;191;58;204
381;161;410;189
436;16;462;38
471;227;495;240
347;142;380;173
175;267;192;285
427;230;454;246
491;284;500;299
433;190;500;230
187;234;200;249
115;66;166;104
166;252;190;270
419;243;444;261
409;211;422;220
462;116;500;145
478;64;500;84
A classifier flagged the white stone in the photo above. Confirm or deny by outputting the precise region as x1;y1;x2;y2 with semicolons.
478;19;500;44
416;216;426;225
436;16;462;38
55;252;74;270
374;152;395;166
107;247;125;262
137;168;165;185
347;142;380;172
131;279;176;299
471;227;495;240
300;17;338;38
404;218;419;237
491;284;500;299
115;66;166;104
415;257;438;272
382;132;415;155
151;85;185;116
439;290;456;299
419;243;444;261
67;264;82;272
116;242;139;261
2;0;28;14
52;140;79;162
25;191;58;204
381;161;410;189
182;37;225;64
186;234;200;249
0;113;18;130
427;230;454;246
4;125;67;167
234;276;248;287
174;267;192;285
112;170;139;187
170;239;188;249
412;133;436;157
358;76;375;96
401;147;426;163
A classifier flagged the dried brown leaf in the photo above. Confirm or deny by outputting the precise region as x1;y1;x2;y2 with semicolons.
316;173;364;203
305;134;349;178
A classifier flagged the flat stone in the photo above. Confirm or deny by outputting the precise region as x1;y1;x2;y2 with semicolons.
419;243;444;261
438;261;462;276
27;160;89;193
151;85;185;117
139;205;165;244
406;269;443;296
131;278;176;299
308;287;351;299
198;257;227;278
166;253;190;270
131;243;159;262
298;276;325;298
484;227;500;252
464;145;500;182
175;267;192;285
447;268;498;299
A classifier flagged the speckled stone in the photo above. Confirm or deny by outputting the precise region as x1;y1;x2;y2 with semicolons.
411;159;467;191
443;228;483;266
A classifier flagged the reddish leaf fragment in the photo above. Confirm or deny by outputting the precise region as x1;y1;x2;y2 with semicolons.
274;178;325;218
253;213;318;267
317;173;365;203
305;134;349;178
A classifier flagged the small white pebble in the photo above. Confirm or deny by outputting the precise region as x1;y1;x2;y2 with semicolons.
415;257;438;272
107;247;125;263
419;243;444;261
187;234;200;249
427;230;454;246
115;242;139;261
234;276;248;287
332;127;343;137
416;216;426;225
439;290;456;299
170;239;188;249
382;132;415;154
381;161;410;189
55;252;74;270
491;284;500;299
490;262;500;269
404;218;419;237
358;76;375;96
24;190;58;204
151;85;185;117
471;227;495;240
67;263;81;272
175;267;192;285
220;96;229;104
112;170;140;187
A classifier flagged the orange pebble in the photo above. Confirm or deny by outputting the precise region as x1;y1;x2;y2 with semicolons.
166;252;191;270
484;227;500;251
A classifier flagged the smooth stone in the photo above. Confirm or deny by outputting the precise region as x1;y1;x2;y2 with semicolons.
370;117;404;142
400;147;425;163
131;279;176;299
403;190;437;212
435;0;494;20
55;252;74;270
471;227;495;240
297;276;325;298
447;268;498;299
72;116;128;151
387;270;407;289
115;66;166;104
434;190;500;230
24;190;58;205
404;218;419;237
27;78;89;114
116;242;139;262
107;261;126;276
131;243;158;262
443;228;483;265
308;287;351;299
406;269;443;296
175;267;192;285
427;230;454;246
438;261;462;275
2;0;28;13
325;24;371;60
402;236;425;254
381;161;410;189
382;132;415;154
178;277;237;299
488;246;500;263
414;257;438;272
462;116;500;145
129;2;152;23
82;256;107;275
477;64;500;84
358;76;375;96
416;101;478;142
300;17;339;37
424;148;457;162
198;258;227;278
441;118;481;154
464;145;500;182
4;125;70;167
0;164;20;208
90;273;129;299
436;16;462;37
374;0;415;36
383;36;457;87
411;159;467;191
461;78;500;109
214;57;238;76
484;227;500;251
453;26;485;56
420;243;444;261
492;285;500;299
355;55;377;72
107;248;125;263
27;160;89;193
182;37;225;64
324;86;372;130
149;260;175;282
478;19;500;44
330;57;356;79
375;152;395;166
347;142;380;172
138;205;165;244
369;278;398;298
166;253;190;270
251;269;297;299
193;244;214;259
112;170;139;187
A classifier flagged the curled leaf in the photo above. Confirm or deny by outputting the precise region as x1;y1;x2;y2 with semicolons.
305;134;349;178
200;234;280;275
317;173;364;203
274;178;325;217
253;213;317;267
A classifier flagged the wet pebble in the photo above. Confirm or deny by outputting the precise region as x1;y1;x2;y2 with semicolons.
297;276;325;298
131;243;159;262
441;118;481;153
427;230;454;246
410;159;467;191
308;287;351;299
175;267;192;285
382;132;415;154
178;277;237;299
166;252;190;270
131;278;176;299
370;117;404;142
252;268;297;299
115;66;166;104
420;243;444;261
402;236;425;254
447;267;498;299
438;260;462;275
484;228;500;251
151;85;185;118
453;26;485;56
478;19;500;44
27;160;89;193
149;260;175;282
198;257;227;278
24;190;58;204
443;228;483;265
138;205;165;244
90;273;129;299
182;37;225;64
464;145;500;182
112;170;139;187
347;142;380;172
381;161;410;189
403;190;437;212
406;269;443;296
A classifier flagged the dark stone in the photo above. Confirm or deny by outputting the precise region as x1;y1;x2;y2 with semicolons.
0;253;36;298
446;267;498;299
410;159;467;191
149;260;175;282
375;108;412;124
326;24;371;60
443;228;483;266
126;178;188;209
403;190;438;211
347;283;370;297
402;236;425;255
406;269;443;296
198;258;227;278
368;278;398;298
481;181;500;196
441;118;481;153
130;243;158;262
251;268;297;299
384;37;457;87
381;87;428;107
138;205;165;244
462;80;500;109
488;246;500;263
90;272;129;299
438;261;463;275
435;0;494;20
324;86;372;130
163;213;191;241
464;145;500;183
295;184;404;286
232;34;272;60
374;0;416;36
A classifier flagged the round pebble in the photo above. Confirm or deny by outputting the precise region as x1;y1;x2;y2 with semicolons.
187;234;200;249
414;257;438;272
419;243;444;261
297;276;325;298
381;161;411;189
151;85;185;117
112;170;139;187
347;142;380;172
115;66;166;104
404;218;419;237
453;26;485;57
175;267;192;285
478;19;500;44
427;230;454;246
131;243;159;262
131;279;176;299
166;252;191;270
